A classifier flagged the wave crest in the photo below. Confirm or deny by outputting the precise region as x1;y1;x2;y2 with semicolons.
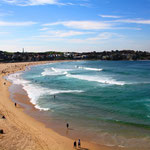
76;66;103;71
66;74;125;85
7;72;83;111
41;67;71;76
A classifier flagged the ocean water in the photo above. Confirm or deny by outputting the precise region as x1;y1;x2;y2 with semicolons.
7;61;150;148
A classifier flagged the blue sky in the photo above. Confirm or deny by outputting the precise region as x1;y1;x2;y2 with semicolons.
0;0;150;52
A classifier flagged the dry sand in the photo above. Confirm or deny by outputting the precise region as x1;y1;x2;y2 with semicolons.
0;61;123;150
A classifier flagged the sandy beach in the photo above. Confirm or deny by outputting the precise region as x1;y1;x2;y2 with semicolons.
0;61;123;150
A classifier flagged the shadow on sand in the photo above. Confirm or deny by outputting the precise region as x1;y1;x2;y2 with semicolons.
76;147;89;150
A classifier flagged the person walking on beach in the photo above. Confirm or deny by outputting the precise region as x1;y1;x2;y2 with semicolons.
2;116;6;119
15;103;17;107
66;123;69;129
78;139;81;148
73;141;77;148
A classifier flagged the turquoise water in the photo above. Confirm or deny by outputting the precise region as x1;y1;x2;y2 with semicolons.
8;61;150;148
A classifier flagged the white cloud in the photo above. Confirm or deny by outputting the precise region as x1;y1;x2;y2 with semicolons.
0;21;37;26
36;30;94;38
79;3;91;7
40;27;49;31
43;19;150;32
99;15;122;19
113;19;150;24
47;30;91;37
87;32;124;41
2;0;72;6
87;32;114;41
43;20;144;31
113;27;142;30
33;31;123;44
43;21;113;30
27;0;58;5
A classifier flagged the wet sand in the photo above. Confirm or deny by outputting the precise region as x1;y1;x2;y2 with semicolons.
0;61;123;150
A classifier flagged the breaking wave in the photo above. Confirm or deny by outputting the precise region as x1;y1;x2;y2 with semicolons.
76;66;103;71
66;73;125;85
7;72;83;111
41;67;72;76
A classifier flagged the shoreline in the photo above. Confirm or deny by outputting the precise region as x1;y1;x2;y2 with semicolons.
0;61;122;150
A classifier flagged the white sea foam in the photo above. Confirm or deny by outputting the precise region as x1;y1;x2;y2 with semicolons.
22;83;83;110
41;67;71;76
7;72;83;111
84;67;103;71
7;73;50;111
51;67;72;72
41;68;58;76
7;72;30;85
147;115;150;118
66;74;125;85
76;66;103;71
34;105;50;111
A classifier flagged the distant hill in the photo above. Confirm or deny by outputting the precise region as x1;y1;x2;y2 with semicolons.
0;50;150;62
